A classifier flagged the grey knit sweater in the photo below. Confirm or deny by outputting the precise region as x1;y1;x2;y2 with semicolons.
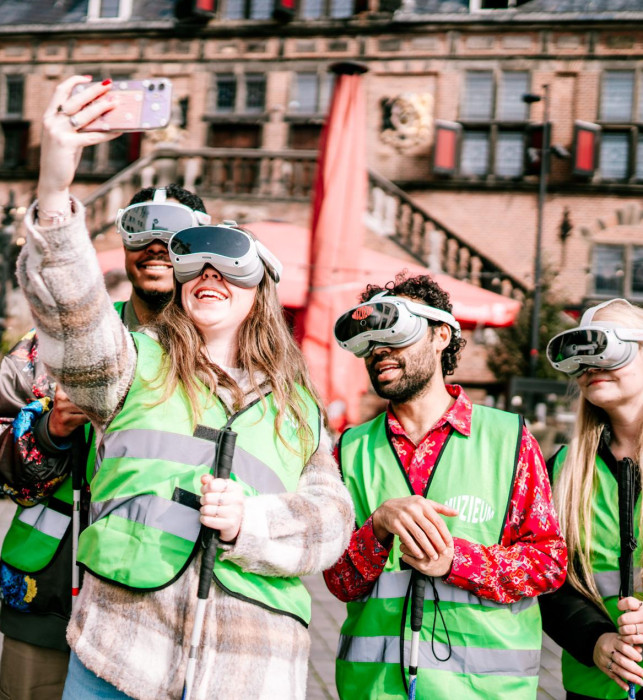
17;199;354;700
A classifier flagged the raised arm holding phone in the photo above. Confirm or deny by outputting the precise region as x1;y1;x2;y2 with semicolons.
0;76;213;699
13;76;354;700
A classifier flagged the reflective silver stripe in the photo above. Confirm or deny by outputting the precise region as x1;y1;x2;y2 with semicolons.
594;568;643;598
366;570;536;614
98;429;287;494
98;430;215;470
232;446;286;494
18;504;70;541
337;635;540;677
91;494;201;542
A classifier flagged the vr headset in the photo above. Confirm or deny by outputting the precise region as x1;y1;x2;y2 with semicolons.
546;299;643;377
334;292;461;358
168;221;283;288
116;188;211;250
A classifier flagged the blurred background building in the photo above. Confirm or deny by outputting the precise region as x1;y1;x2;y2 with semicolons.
0;0;641;423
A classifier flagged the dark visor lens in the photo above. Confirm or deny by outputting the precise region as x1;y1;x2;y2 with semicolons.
335;303;400;342
170;225;253;258
121;204;194;235
548;329;609;362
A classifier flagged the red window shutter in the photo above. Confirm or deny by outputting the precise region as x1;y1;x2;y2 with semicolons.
175;0;217;18
573;120;601;178
433;120;461;176
195;0;217;12
273;0;296;20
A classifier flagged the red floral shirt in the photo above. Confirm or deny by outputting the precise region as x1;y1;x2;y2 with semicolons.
324;385;567;604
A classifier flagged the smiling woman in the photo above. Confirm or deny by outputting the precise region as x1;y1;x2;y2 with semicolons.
15;75;354;700
540;298;643;700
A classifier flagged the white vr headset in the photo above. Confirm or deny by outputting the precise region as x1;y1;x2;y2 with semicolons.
334;292;461;358
547;299;643;377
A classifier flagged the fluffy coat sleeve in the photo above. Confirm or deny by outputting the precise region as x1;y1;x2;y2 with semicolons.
16;198;136;429
221;427;354;577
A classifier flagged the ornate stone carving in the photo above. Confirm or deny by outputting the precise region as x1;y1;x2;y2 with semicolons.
380;92;434;152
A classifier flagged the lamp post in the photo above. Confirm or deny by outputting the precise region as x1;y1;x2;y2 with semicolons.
522;86;550;378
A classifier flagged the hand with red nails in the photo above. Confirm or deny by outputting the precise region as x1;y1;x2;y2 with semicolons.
37;75;120;224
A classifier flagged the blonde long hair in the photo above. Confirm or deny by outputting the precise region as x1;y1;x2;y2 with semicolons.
149;271;324;459
554;299;643;610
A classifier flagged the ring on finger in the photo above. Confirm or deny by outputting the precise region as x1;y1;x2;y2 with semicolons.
57;104;71;116
69;114;81;129
607;659;614;672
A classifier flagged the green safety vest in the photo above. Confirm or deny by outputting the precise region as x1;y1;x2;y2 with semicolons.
78;332;320;625
553;447;643;699
337;404;542;700
1;301;126;576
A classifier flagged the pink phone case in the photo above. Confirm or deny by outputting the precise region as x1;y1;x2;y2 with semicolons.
72;79;173;132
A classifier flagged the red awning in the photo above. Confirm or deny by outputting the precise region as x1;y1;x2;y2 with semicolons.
246;221;521;328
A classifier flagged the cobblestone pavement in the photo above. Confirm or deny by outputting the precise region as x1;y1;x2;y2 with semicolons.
0;497;564;698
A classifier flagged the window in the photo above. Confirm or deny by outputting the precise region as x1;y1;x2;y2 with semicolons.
1;75;28;169
215;74;237;113
458;70;529;178
5;75;24;117
1;122;28;168
211;73;266;114
469;0;531;9
592;244;643;299
289;73;332;114
300;0;354;17
245;74;266;113
289;124;322;149
597;70;643;182
224;0;272;19
87;0;132;19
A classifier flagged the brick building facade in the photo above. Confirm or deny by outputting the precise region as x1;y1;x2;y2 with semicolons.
0;0;642;394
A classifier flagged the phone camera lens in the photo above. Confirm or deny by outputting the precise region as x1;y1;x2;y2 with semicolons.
159;83;165;91
148;84;155;91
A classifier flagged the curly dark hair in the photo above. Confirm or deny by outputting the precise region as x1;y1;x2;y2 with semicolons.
128;184;206;213
359;272;467;376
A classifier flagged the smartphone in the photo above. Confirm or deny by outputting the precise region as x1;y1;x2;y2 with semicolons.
71;78;173;132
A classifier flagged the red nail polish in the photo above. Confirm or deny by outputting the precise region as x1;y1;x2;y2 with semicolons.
102;79;112;86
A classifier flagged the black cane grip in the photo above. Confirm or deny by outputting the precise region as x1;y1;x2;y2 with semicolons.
217;429;237;480
197;537;217;600
410;574;426;632
196;430;238;601
70;427;87;491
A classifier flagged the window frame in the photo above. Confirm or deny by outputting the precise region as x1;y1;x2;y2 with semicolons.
4;74;24;118
288;71;333;116
87;0;133;21
207;71;269;120
457;69;531;180
597;69;643;183
591;242;643;301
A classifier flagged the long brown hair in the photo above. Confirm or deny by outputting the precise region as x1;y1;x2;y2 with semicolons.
554;299;643;611
148;271;324;460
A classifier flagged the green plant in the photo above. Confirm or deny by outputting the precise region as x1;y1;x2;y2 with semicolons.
487;268;575;383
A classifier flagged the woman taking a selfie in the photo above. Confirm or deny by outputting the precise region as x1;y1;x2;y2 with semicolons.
18;75;353;700
541;298;643;699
